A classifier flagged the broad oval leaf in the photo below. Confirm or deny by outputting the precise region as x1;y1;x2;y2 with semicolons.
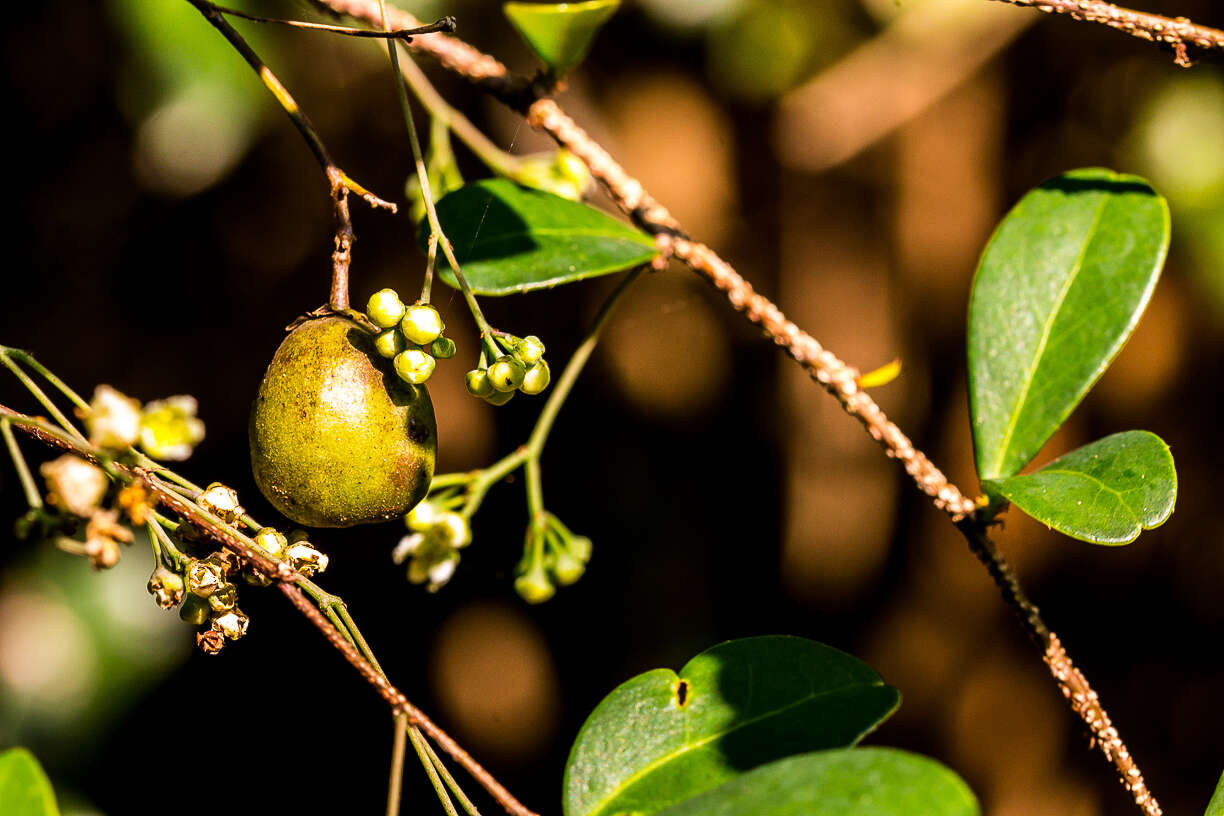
983;431;1176;545
0;748;60;816
654;748;979;816
504;0;620;76
1206;769;1224;816
562;636;901;816
422;179;658;295
968;168;1170;480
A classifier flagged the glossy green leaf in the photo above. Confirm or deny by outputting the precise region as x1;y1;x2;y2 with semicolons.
563;636;901;816
968;168;1170;480
0;749;60;816
1206;769;1224;816
655;748;979;816
984;431;1176;545
423;179;658;295
504;1;620;76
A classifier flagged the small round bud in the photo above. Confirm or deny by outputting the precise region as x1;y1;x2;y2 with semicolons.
465;369;494;398
208;583;238;612
430;337;457;359
550;550;586;586
513;335;546;366
514;566;555;604
253;527;288;559
179;594;210;625
212;608;250;640
186;558;225;597
520;360;551;395
488;356;526;392
147;566;186;610
286;541;329;576
198;482;244;524
374;330;406;359
568;535;593;564
436;512;472;549
400;304;444;345
484;389;515;406
405;501;439;532
394;349;436;385
367;289;407;329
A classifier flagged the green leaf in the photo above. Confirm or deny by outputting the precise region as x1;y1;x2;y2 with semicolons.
504;0;620;76
0;749;60;816
655;748;979;816
983;431;1176;545
423;179;658;295
563;636;901;816
1206;769;1224;816
968;168;1170;480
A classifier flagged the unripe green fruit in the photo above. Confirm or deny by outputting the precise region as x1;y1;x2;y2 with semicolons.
430;337;457;359
374;330;405;359
465;369;493;398
367;289;407;329
520;360;551;395
249;317;436;528
179;594;210;625
401;304;444;346
513;335;546;366
488;356;526;392
484;388;515;406
394;348;436;385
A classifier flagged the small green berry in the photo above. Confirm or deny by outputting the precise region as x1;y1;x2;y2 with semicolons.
520;360;551;395
430;337;457;359
488;356;526;392
550;549;586;586
484;389;515;406
401;304;444;345
254;527;288;558
394;349;436;385
179;594;210;625
367;289;407;329
513;335;546;366
515;566;555;604
374;330;406;359
465;369;494;398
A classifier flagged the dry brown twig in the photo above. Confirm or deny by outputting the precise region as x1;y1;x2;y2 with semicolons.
307;1;1197;813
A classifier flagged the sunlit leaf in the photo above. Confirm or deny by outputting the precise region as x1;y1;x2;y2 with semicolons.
563;636;900;816
654;748;979;816
504;0;620;76
423;179;658;295
984;431;1176;545
1206;769;1224;816
968;168;1170;480
0;749;59;816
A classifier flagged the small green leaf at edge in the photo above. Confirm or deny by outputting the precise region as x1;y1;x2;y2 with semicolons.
1205;769;1224;816
654;748;980;816
504;0;620;77
0;748;60;816
984;430;1176;545
562;635;901;816
968;167;1170;481
422;179;658;296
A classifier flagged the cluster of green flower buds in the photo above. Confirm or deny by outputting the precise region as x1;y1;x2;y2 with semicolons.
465;334;550;406
393;500;472;592
514;512;592;604
366;289;456;386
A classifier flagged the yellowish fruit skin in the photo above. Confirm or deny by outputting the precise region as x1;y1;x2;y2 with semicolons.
249;317;437;528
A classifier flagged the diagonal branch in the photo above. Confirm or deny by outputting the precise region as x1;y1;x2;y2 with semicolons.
309;2;1169;812
990;0;1224;67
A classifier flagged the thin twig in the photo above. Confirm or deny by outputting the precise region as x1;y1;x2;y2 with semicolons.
183;0;397;310
409;725;461;816
990;0;1224;66
0;402;538;816
0;418;41;509
388;713;409;816
212;5;455;40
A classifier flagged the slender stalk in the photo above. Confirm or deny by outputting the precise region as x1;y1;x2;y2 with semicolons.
211;5;455;40
397;53;525;177
460;447;528;518
420;737;482;816
387;713;409;816
0;348;89;411
0;352;85;441
1;418;41;509
409;725;461;816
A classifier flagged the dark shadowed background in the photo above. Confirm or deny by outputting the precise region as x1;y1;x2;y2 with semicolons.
2;0;1224;814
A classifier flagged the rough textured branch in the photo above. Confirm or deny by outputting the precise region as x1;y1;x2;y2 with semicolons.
991;0;1224;66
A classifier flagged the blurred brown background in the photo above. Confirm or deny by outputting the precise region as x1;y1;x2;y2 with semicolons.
2;0;1223;813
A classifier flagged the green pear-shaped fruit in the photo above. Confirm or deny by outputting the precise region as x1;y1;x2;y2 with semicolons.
249;317;436;528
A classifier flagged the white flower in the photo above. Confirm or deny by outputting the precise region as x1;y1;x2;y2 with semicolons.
86;385;142;450
139;395;205;461
40;455;108;517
